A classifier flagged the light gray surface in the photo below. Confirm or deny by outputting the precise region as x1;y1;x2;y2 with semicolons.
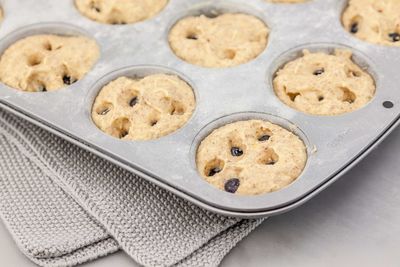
1;0;399;216
1;123;399;267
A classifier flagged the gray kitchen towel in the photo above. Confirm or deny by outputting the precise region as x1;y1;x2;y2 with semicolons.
0;108;264;267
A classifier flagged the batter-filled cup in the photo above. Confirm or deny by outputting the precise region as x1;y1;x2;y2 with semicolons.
91;73;196;140
169;12;269;68
75;0;168;24
342;0;400;47
0;34;99;92
273;49;376;116
196;119;307;195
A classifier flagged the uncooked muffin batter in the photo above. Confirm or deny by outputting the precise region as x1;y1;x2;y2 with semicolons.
273;49;376;115
169;13;269;68
196;120;307;195
75;0;168;24
92;74;195;140
0;35;99;92
342;0;400;46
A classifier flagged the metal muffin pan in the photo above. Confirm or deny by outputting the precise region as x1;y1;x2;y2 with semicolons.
0;0;399;218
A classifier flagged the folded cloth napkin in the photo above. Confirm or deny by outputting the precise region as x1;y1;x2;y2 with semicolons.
0;108;264;267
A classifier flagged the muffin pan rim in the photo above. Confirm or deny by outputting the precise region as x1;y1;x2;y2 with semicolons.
0;100;398;218
0;0;398;217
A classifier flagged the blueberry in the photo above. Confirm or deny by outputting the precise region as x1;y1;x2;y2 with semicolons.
129;97;138;107
63;75;75;85
208;167;221;177
224;178;240;193
313;68;324;76
350;23;358;34
231;147;243;157
389;32;400;42
258;135;270;142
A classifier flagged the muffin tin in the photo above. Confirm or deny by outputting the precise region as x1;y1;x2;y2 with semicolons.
0;0;399;218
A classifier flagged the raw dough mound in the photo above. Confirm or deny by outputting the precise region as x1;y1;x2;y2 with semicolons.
0;34;99;92
169;13;269;68
75;0;168;24
342;0;400;46
273;49;376;115
92;74;195;140
196;120;307;195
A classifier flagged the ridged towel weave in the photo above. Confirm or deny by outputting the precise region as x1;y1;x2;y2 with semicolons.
0;108;264;267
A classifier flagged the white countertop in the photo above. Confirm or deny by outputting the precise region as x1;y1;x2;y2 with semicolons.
1;126;399;267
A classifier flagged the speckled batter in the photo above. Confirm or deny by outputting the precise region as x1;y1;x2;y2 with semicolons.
273;49;376;116
92;74;195;140
169;13;269;68
75;0;168;24
196;120;307;195
0;35;99;92
342;0;400;46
